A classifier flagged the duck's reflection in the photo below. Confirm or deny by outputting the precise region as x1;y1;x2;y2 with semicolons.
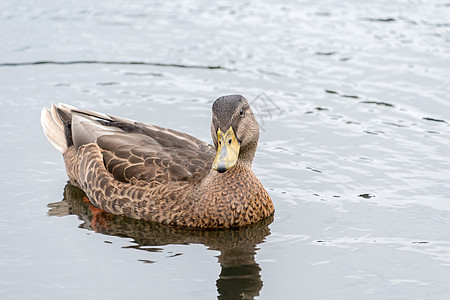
48;183;273;299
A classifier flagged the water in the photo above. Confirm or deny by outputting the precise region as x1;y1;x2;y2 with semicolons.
1;1;449;299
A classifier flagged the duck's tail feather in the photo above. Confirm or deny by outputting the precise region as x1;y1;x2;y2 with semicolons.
41;103;134;153
40;103;76;153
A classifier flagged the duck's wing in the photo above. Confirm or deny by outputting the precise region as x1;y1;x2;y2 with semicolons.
62;105;215;184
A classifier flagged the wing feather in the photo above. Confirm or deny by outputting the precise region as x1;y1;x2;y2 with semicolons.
66;107;215;184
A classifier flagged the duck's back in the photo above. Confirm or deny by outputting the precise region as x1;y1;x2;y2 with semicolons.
42;104;215;187
95;122;215;185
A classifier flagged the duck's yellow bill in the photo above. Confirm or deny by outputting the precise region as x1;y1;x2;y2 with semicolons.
212;127;240;173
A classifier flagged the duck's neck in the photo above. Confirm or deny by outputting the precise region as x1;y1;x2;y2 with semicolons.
236;140;258;169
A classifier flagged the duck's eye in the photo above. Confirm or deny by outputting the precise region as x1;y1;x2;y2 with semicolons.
228;139;232;144
219;140;222;145
239;108;244;116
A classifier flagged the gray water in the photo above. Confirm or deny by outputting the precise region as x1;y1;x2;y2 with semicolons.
1;1;450;299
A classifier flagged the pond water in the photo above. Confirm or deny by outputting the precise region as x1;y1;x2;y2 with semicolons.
1;0;450;299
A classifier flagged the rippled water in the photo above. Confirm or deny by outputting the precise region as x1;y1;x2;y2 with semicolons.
1;1;450;299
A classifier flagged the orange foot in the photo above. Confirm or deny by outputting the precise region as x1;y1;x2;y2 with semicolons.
82;197;109;232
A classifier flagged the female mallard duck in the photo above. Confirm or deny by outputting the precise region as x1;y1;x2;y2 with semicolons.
41;95;274;228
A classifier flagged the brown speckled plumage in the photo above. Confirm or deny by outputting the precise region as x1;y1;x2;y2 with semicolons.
41;95;274;228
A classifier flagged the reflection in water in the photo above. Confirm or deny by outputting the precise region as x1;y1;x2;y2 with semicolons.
48;183;273;299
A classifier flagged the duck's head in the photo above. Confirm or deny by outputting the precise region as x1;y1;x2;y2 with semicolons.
211;95;260;173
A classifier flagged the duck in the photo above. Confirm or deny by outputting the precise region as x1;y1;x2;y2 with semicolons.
40;95;274;228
